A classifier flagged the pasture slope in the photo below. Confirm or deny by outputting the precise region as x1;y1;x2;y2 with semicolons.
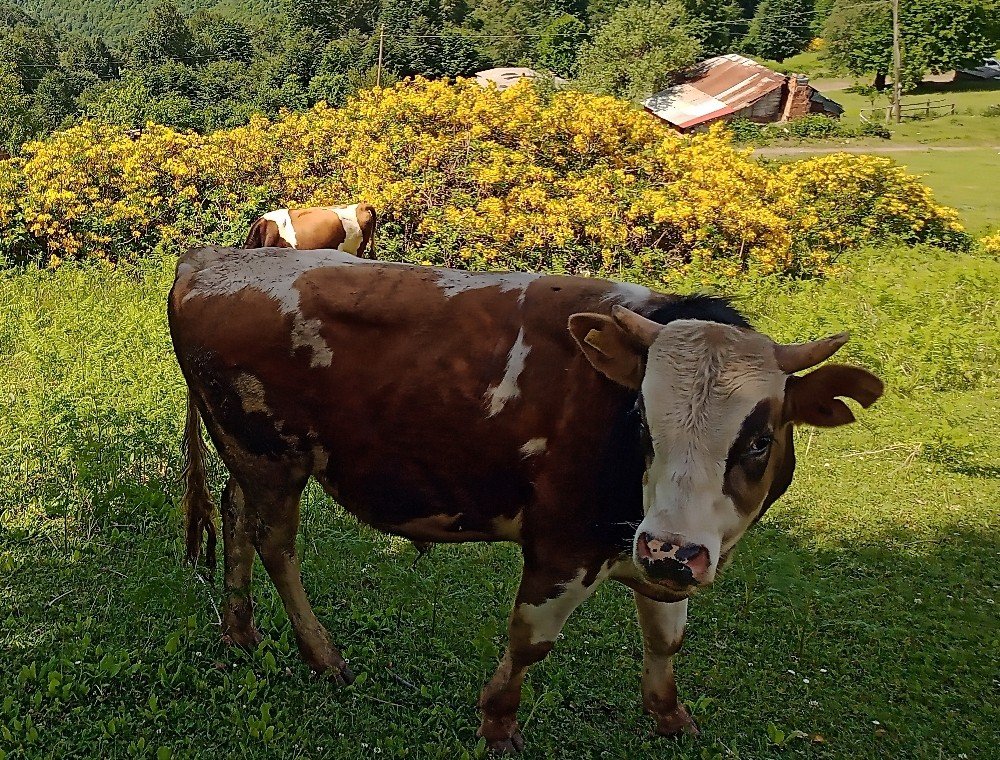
755;76;1000;236
1;243;998;759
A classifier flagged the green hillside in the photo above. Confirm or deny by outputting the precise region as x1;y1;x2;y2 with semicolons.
14;0;286;40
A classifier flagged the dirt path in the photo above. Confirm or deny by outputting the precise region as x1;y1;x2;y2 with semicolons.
755;144;1000;156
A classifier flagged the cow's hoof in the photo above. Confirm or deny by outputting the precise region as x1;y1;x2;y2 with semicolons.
221;627;263;650
654;704;699;738
486;732;525;754
331;661;356;686
305;653;356;686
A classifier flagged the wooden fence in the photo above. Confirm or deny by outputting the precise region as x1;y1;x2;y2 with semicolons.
860;99;957;124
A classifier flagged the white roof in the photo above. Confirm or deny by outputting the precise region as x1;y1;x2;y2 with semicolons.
475;67;568;91
643;83;729;125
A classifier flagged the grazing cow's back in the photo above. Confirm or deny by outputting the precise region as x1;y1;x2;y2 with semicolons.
243;204;376;255
168;248;883;751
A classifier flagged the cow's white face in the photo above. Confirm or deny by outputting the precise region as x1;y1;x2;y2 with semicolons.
569;306;884;594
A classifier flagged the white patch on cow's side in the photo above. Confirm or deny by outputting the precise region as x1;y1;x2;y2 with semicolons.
485;328;530;417
235;373;269;415
434;270;541;300
291;315;334;368
519;437;547;457
603;281;652;308
182;248;359;306
517;568;606;645
262;209;298;248
181;249;363;368
332;204;364;254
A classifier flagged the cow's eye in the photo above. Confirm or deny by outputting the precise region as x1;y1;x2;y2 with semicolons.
746;434;773;458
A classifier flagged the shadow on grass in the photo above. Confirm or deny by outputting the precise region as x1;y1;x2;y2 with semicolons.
909;77;1000;97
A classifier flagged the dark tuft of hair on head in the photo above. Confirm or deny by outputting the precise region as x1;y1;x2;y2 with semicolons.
642;294;751;330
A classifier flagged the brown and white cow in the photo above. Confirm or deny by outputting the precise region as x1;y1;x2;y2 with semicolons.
168;248;883;752
243;203;376;255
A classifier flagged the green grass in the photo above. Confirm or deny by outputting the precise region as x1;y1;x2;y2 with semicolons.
757;147;1000;235
885;149;1000;234
2;246;999;758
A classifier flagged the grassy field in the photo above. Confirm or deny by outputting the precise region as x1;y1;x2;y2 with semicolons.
753;77;1000;234
2;246;999;759
757;146;1000;234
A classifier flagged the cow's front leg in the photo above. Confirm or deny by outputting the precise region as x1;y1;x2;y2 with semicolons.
478;565;603;753
634;593;698;737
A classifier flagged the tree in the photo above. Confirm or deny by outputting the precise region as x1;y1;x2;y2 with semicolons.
0;61;38;151
576;0;701;101
79;71;153;128
60;34;119;80
825;0;998;90
189;12;255;64
824;1;893;89
903;0;998;75
463;0;538;66
535;13;586;76
125;0;195;65
0;22;60;92
32;68;99;130
743;0;813;62
291;0;379;38
308;30;378;106
683;0;744;53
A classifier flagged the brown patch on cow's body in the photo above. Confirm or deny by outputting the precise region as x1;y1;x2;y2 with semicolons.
174;252;648;553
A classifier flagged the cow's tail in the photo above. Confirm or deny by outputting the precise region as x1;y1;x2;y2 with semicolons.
368;212;376;258
242;218;264;248
182;391;217;572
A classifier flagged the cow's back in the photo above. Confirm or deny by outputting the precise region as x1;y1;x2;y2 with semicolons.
170;248;657;546
288;208;347;250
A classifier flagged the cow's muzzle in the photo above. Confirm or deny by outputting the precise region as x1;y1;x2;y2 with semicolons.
636;532;711;588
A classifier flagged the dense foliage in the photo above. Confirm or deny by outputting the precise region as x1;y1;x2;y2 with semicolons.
0;79;969;279
743;0;813;62
824;0;1000;90
4;0;998;152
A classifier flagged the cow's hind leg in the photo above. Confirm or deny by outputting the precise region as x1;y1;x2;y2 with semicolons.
220;476;261;648
634;593;698;737
478;563;605;753
246;473;355;684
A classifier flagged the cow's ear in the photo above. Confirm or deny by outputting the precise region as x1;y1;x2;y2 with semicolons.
784;364;884;427
569;309;658;389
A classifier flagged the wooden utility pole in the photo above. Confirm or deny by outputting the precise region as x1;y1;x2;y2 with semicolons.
376;25;385;88
891;0;902;123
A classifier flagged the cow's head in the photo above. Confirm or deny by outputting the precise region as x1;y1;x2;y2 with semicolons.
569;306;883;594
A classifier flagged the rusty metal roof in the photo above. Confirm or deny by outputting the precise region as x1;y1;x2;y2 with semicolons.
642;54;788;130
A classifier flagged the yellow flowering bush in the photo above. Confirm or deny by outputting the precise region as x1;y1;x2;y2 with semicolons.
980;233;1000;256
0;77;970;276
